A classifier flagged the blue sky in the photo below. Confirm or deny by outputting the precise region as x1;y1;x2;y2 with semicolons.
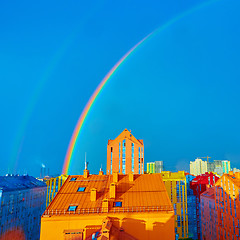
1;0;240;176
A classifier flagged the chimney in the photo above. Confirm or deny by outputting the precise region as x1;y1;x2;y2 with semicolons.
235;172;240;179
90;188;97;202
102;199;109;213
129;172;134;182
83;169;89;178
110;183;116;199
99;170;104;176
113;172;118;183
229;171;233;176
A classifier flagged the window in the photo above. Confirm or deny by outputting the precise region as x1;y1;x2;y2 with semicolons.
70;177;77;181
68;205;78;211
77;187;86;192
132;143;134;172
122;140;126;174
114;201;122;207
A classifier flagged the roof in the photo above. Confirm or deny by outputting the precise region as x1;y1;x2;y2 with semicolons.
108;129;143;146
216;172;240;189
45;173;173;215
201;187;215;200
161;171;186;180
191;172;219;185
0;175;46;192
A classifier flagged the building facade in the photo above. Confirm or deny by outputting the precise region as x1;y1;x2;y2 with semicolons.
190;172;219;240
200;172;240;240
161;171;188;239
40;170;175;240
0;175;47;240
147;161;163;174
222;160;231;174
45;174;68;207
107;129;144;175
190;158;208;176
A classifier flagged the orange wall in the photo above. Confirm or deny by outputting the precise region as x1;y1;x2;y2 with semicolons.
40;211;174;240
107;138;144;175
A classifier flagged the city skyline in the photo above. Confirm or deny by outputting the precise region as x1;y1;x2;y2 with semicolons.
1;0;240;177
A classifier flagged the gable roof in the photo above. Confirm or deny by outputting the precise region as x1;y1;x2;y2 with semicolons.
44;173;172;215
108;129;143;146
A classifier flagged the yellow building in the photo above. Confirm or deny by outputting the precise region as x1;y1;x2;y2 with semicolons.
190;158;208;176
161;171;188;239
147;162;155;173
45;174;68;207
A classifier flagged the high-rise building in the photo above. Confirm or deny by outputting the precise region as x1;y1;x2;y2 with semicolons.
40;170;175;240
147;162;155;173
200;172;240;240
190;158;208;176
161;171;188;239
107;129;144;175
0;175;46;240
147;161;164;174
222;160;231;174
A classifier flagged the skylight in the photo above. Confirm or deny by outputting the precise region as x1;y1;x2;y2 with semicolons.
114;201;122;207
77;187;86;192
68;205;78;211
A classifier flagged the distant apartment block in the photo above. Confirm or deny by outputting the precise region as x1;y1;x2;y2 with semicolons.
45;174;68;207
161;171;188;239
147;161;163;173
40;170;175;240
201;172;240;240
0;175;46;240
190;158;208;176
107;129;144;174
222;160;231;174
185;173;198;240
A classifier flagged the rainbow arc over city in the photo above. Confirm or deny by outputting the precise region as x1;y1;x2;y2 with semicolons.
62;0;219;175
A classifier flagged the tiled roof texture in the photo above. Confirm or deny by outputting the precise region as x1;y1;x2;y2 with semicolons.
46;173;172;213
0;175;46;192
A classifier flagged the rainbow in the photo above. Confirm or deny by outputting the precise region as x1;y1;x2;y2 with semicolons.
62;0;220;175
62;33;151;174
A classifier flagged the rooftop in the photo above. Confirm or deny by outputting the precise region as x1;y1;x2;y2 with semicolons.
44;173;173;216
201;187;215;199
108;129;143;146
0;175;46;192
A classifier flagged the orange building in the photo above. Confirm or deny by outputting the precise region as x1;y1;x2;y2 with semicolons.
107;129;144;175
200;172;240;240
40;169;175;240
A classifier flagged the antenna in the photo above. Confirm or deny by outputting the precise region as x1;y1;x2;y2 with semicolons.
85;152;88;170
100;164;102;172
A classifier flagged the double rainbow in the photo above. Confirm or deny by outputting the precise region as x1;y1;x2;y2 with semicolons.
62;0;219;175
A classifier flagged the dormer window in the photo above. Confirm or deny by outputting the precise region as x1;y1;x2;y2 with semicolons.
70;177;77;181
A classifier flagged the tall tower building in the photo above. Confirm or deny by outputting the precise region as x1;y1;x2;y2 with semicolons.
190;158;208;176
107;129;144;174
222;160;231;174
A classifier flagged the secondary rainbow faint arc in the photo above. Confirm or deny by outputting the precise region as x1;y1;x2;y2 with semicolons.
62;0;220;175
